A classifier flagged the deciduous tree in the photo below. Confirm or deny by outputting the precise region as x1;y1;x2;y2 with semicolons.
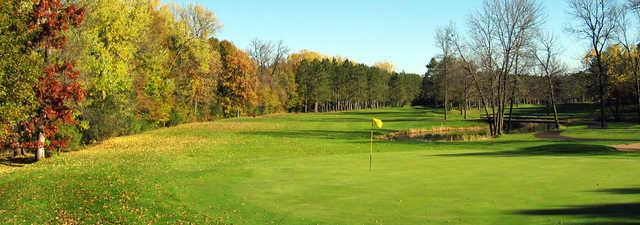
567;0;620;128
217;40;258;117
26;0;85;161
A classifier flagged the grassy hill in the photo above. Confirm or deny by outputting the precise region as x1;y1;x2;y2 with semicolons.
1;107;639;224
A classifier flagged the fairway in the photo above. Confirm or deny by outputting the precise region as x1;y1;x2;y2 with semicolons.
7;0;640;224
1;107;640;224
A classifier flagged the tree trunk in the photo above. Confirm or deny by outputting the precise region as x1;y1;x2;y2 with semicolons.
35;132;45;161
598;65;607;128
463;79;468;120
194;99;199;120
498;68;510;136
35;48;52;162
546;73;560;129
507;55;519;131
443;59;448;121
507;76;518;131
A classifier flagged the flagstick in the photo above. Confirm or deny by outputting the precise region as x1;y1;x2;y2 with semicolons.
370;127;373;172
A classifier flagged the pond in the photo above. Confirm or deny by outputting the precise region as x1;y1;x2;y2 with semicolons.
507;122;557;134
385;122;558;142
384;127;491;142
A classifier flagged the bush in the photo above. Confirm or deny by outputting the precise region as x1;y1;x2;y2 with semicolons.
81;96;133;143
58;125;83;151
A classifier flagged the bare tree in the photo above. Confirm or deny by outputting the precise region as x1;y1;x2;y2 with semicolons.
451;24;495;130
532;34;564;129
248;39;289;76
567;0;620;128
468;0;543;136
167;3;220;73
184;4;220;39
249;39;274;75
621;2;640;123
507;38;537;130
247;39;290;112
435;23;456;121
270;41;289;76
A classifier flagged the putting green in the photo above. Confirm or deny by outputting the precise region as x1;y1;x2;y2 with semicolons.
180;149;640;225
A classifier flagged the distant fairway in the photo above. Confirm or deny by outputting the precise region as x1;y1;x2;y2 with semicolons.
1;107;639;224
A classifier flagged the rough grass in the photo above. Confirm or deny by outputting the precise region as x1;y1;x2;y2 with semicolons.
0;106;639;224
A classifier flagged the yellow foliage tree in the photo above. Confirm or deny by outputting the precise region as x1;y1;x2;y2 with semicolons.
374;61;395;73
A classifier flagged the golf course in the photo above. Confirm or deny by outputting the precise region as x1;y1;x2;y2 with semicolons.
1;106;639;224
7;0;640;224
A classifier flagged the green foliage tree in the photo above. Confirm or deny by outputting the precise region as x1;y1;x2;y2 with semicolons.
295;59;330;112
0;1;38;141
389;72;422;107
367;67;390;109
71;0;151;141
133;2;176;126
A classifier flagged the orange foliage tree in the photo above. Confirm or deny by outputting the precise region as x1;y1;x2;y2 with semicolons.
216;40;258;117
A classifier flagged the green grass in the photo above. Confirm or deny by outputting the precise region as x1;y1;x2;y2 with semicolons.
508;103;597;119
1;107;639;224
561;123;640;140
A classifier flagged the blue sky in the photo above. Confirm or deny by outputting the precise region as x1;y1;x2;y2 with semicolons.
170;0;588;74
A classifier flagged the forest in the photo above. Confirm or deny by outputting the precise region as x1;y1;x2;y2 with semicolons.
0;0;421;159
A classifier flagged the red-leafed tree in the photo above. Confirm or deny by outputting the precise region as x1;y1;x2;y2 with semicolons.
6;0;86;161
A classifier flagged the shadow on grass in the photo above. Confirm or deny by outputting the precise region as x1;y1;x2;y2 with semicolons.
436;143;628;157
535;131;640;142
0;156;35;167
514;203;640;219
512;186;640;224
565;223;640;225
595;188;640;195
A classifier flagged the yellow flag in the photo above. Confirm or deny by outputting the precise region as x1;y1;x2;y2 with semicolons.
372;118;383;129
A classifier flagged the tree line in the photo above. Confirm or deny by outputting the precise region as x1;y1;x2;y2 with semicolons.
0;0;421;160
295;58;421;113
424;0;640;136
416;57;593;118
